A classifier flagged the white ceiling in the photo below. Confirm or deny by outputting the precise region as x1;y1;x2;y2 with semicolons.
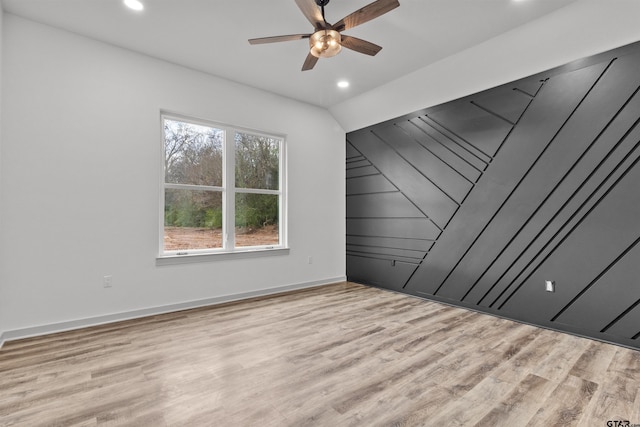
2;0;579;108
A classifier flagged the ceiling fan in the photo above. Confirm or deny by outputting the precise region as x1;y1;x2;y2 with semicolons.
248;0;400;71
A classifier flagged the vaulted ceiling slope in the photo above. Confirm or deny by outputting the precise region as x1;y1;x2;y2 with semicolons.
2;0;578;108
332;1;640;132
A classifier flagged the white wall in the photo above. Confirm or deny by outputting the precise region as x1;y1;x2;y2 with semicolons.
331;0;640;132
0;5;4;345
0;14;345;337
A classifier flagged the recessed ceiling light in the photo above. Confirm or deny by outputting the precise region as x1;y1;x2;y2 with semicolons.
337;80;350;89
124;0;144;11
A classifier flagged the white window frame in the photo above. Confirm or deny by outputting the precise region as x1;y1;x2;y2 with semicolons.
157;112;288;263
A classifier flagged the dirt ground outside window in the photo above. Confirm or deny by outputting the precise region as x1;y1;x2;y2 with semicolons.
164;225;279;251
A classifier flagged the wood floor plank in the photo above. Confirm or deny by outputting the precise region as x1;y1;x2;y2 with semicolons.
578;386;637;426
473;374;555;426
530;334;592;382
569;341;618;383
525;375;598;426
1;281;638;426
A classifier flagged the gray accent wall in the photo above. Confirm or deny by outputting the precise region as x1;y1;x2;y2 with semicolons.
346;41;640;350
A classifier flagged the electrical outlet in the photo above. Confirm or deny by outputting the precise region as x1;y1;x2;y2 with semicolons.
103;275;113;288
307;256;313;265
545;280;555;292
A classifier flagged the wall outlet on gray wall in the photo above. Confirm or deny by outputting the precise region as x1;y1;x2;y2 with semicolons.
545;280;555;292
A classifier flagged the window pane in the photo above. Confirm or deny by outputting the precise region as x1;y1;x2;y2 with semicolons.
235;132;280;190
235;193;279;247
164;118;224;187
164;188;223;250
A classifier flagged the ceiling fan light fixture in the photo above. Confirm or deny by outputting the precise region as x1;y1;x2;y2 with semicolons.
309;29;342;58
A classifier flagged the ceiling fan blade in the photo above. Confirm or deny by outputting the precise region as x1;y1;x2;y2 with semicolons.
302;53;319;71
332;0;399;32
295;0;327;29
249;34;311;45
340;35;382;56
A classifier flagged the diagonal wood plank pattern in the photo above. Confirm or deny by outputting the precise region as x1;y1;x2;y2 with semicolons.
1;282;638;426
346;41;640;351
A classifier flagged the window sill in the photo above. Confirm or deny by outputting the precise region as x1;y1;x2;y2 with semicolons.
156;247;290;266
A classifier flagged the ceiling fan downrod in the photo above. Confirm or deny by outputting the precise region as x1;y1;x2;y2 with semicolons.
315;0;330;24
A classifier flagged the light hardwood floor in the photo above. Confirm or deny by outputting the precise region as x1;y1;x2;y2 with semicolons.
1;282;639;426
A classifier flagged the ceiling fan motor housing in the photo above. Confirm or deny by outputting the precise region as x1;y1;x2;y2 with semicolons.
315;0;330;7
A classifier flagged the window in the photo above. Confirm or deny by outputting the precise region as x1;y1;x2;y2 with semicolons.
160;113;286;258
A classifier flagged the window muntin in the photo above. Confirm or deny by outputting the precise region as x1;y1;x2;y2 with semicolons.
161;114;285;256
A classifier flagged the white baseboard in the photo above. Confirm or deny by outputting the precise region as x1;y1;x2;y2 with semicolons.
0;276;346;347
